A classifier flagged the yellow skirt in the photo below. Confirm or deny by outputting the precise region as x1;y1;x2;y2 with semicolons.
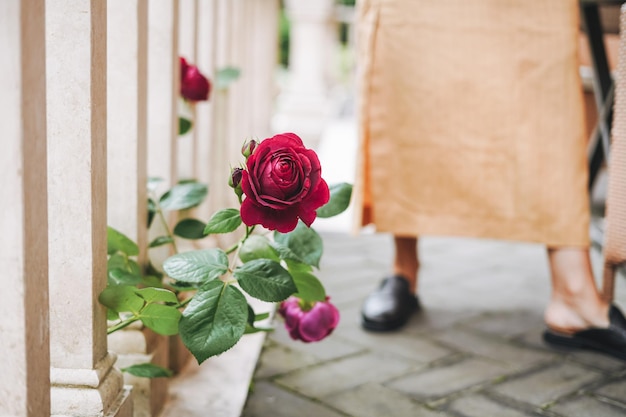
353;0;590;246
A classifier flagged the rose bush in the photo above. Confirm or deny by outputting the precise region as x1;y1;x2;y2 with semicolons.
101;132;352;368
241;133;330;233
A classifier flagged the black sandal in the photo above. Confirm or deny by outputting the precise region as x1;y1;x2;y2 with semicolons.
543;304;626;361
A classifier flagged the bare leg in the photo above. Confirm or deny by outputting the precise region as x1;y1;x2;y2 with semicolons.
544;247;609;333
393;236;419;293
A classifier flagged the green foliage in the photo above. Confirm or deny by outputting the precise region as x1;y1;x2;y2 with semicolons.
163;249;229;284
179;280;248;362
203;208;242;234
159;182;208;211
216;67;241;90
317;182;352;218
234;259;297;302
121;363;174;378
274;222;323;268
174;218;207;239
179;117;192;135
107;226;139;256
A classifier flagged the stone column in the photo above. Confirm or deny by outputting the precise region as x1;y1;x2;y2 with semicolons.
147;0;180;188
46;0;132;415
194;0;218;218
107;0;149;265
178;0;198;181
0;1;50;416
273;0;335;148
107;3;167;417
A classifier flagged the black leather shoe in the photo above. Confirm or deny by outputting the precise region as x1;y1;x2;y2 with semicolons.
361;275;420;332
543;304;626;361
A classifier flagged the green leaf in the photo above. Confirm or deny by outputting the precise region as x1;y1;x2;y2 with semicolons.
139;303;181;335
234;259;297;302
174;218;207;240
147;177;164;193
108;268;143;286
316;182;353;218
291;270;326;302
141;275;163;288
107;253;128;271
107;309;120;321
163;249;229;284
284;259;313;273
255;312;270;321
135;287;179;304
99;285;144;314
273;222;323;268
179;280;248;363
107;226;139;256
159;182;208;211
121;363;174;378
149;236;174;248
244;324;274;335
203;208;242;234
239;235;280;263
216;66;241;90
179;117;192;135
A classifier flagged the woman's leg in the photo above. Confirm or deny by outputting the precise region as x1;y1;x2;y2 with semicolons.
544;247;609;333
393;236;419;293
360;235;420;331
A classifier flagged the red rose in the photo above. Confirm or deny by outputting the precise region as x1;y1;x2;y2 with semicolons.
279;297;340;343
180;57;211;102
240;133;330;233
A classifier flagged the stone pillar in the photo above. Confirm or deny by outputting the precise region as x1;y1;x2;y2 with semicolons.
147;0;180;188
0;1;50;416
194;0;218;218
178;0;198;181
273;0;335;148
107;3;167;417
250;0;280;138
107;0;149;265
46;0;132;415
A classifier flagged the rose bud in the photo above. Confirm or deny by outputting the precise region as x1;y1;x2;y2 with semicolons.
229;167;244;199
180;57;211;102
241;140;258;158
240;133;330;233
278;297;340;343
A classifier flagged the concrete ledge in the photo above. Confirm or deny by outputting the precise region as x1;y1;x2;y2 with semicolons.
160;300;274;417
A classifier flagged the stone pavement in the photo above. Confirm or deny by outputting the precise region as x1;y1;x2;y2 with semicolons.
242;231;626;417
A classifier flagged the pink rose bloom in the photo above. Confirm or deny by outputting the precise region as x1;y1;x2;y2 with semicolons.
240;133;330;233
278;297;340;343
180;57;211;102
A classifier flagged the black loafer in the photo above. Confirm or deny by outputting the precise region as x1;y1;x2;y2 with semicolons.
543;304;626;361
361;275;420;332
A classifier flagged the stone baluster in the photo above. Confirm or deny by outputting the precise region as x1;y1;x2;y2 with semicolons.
107;0;149;266
178;0;199;181
194;0;218;220
46;0;132;415
0;1;50;416
107;2;169;417
147;0;180;189
273;0;335;148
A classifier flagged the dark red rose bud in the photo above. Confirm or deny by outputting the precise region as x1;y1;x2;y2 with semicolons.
241;140;258;158
180;56;211;102
230;168;243;188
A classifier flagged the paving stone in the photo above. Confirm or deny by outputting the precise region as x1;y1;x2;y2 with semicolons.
446;394;537;417
385;357;510;400
461;310;546;339
594;379;626;406
566;351;626;373
274;352;420;399
241;381;346;417
547;394;626;417
431;328;556;370
337;326;454;363
269;320;365;362
491;362;603;406
253;341;323;380
324;382;449;417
